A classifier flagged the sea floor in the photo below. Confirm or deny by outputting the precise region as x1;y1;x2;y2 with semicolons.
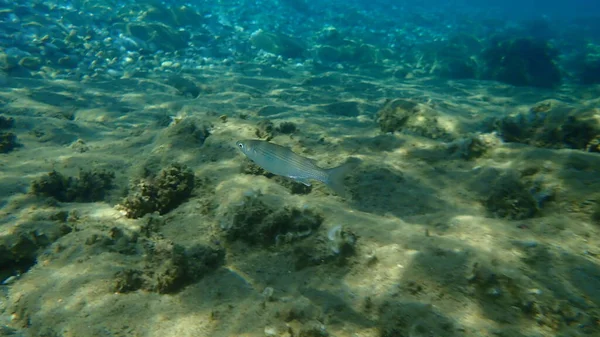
0;63;600;337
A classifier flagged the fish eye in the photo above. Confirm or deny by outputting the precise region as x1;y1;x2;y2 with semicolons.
237;142;244;149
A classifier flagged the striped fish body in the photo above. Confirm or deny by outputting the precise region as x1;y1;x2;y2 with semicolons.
236;139;328;186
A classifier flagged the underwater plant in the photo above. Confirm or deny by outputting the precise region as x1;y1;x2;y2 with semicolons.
120;163;195;219
482;37;561;88
31;169;115;202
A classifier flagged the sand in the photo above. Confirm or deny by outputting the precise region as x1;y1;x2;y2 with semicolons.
0;64;599;337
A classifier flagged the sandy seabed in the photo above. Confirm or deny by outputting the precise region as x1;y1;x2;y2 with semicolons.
0;64;599;337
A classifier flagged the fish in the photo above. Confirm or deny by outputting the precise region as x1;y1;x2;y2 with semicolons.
236;139;360;197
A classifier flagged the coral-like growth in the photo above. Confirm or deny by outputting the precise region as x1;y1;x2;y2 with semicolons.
0;115;14;129
0;132;17;153
580;43;600;85
482;37;561;88
31;169;115;202
0;115;17;153
120;163;195;218
484;174;538;220
377;98;452;140
219;196;323;246
113;239;224;294
494;100;600;151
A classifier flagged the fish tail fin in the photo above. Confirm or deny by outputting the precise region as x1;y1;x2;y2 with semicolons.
324;157;362;198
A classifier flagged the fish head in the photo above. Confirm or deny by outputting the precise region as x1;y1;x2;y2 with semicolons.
235;140;254;155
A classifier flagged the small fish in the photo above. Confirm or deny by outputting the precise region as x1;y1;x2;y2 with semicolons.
236;139;360;197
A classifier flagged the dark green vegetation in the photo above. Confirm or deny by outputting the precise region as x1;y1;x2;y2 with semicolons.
0;211;73;282
218;194;357;269
0;115;17;153
113;217;225;294
492;100;600;152
120;163;195;218
376;98;452;140
481;37;561;88
484;174;539;220
219;196;323;246
580;44;600;85
31;169;115;202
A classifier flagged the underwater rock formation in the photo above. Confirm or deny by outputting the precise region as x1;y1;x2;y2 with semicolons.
114;238;224;294
376;98;453;140
484;174;538;220
159;117;212;149
218;195;323;246
314;41;379;66
125;22;190;52
276;121;297;134
31;169;115;202
0;115;17;153
0;213;72;283
493;100;600;152
249;29;305;58
426;33;482;79
120;163;195;219
580;43;600;84
481;37;561;88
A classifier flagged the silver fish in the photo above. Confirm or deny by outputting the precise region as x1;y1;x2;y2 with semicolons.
236;139;360;196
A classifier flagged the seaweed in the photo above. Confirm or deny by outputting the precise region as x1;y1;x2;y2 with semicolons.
30;169;115;202
482;37;561;88
113;239;224;294
0;132;18;153
0;115;14;129
120;163;195;218
219;195;323;246
484;174;538;220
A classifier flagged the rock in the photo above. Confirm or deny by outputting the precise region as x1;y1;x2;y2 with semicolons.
0;218;71;281
0;115;14;129
378;301;456;337
138;4;204;28
160;117;211;149
170;5;205;27
315;41;378;65
120;163;195;219
482;37;561;88
249;29;305;58
376;98;453;140
57;55;79;68
165;75;201;98
484;173;538;220
494;100;600;151
276;121;297;134
315;45;342;63
322;101;360;117
218;195;323;246
315;26;344;46
114;239;224;294
0;132;17;153
429;34;481;79
580;43;600;84
0;51;20;72
18;56;42;70
30;169;115;203
126;23;190;52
